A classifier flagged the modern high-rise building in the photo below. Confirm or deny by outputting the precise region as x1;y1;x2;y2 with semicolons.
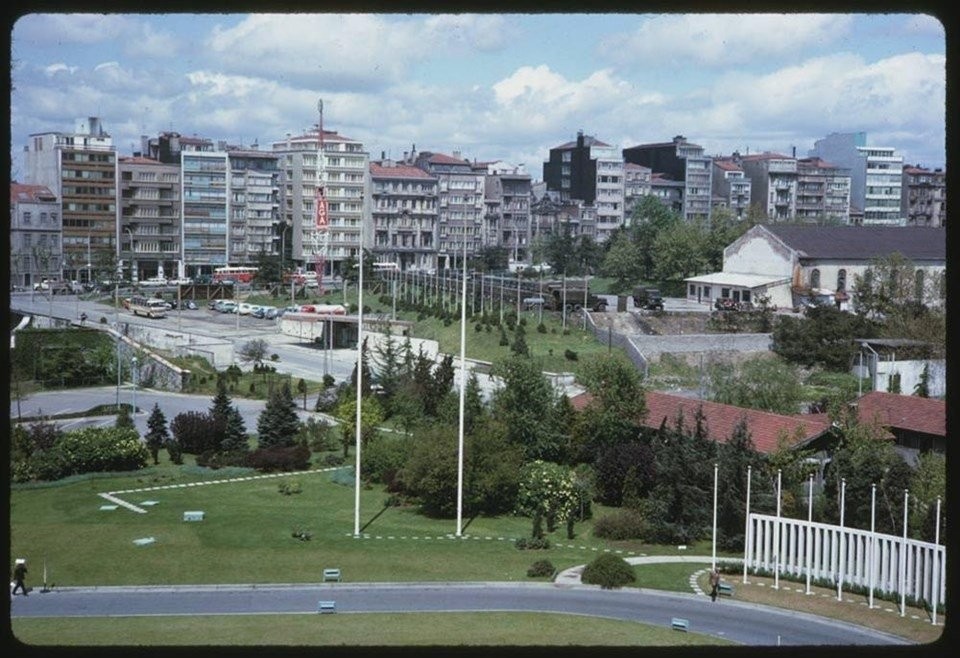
543;131;624;241
272;128;370;276
622;135;712;221
808;132;904;225
369;157;439;273
24;117;117;283
10;183;61;289
902;165;946;228
226;149;280;265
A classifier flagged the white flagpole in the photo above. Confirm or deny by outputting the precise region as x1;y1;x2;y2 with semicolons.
837;478;846;601
869;483;876;608
456;237;467;537
711;462;718;570
932;496;941;625
774;469;782;590
742;464;751;584
805;473;813;595
900;489;908;617
353;233;365;537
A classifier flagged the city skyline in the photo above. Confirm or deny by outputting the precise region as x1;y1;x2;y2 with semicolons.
10;12;947;179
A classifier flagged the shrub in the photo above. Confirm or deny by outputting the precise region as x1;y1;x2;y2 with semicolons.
537;323;547;334
278;479;303;495
581;553;636;589
32;427;148;481
592;509;648;540
526;559;555;578
515;536;551;550
291;526;312;541
322;453;345;467
245;445;311;472
564;349;578;361
170;411;221;454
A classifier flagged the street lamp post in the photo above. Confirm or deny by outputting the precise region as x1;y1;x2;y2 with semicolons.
131;355;139;417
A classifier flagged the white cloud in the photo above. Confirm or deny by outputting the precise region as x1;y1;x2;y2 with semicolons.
124;22;181;58
15;13;138;44
422;14;514;52
600;14;853;67
43;63;78;77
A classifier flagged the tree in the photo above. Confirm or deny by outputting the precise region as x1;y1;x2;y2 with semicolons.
913;363;931;397
716;418;762;550
114;405;135;430
599;233;643;293
397;422;459;517
335;395;384;458
652;220;709;282
170;411;221;454
349;337;373;398
144;403;170;465
909;452;946;541
515;460;579;539
571;353;647;462
491;355;565;462
220;407;249;453
256;382;300;449
372;327;404;409
297;378;308;410
852;252;920;319
628;196;681;281
593;441;656;507
772;304;879;370
237;339;270;367
708;354;804;414
252;247;281;285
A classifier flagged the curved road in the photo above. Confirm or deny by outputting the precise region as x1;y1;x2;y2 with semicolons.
10;581;908;647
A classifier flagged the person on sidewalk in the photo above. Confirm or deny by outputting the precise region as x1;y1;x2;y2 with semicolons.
709;567;721;602
12;559;28;596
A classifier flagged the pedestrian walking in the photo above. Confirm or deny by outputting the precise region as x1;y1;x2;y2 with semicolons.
709;567;720;602
12;559;28;596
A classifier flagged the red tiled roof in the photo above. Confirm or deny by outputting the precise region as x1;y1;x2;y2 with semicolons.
713;159;742;171
426;152;470;165
853;391;945;437
370;162;436;179
10;183;56;203
570;391;832;454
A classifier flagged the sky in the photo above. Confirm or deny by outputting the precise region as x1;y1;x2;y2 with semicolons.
9;12;947;182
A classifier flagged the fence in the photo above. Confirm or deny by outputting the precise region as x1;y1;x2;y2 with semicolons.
584;311;649;376
746;513;946;608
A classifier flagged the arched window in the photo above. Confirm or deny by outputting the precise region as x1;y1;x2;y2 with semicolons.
837;269;846;292
810;269;821;289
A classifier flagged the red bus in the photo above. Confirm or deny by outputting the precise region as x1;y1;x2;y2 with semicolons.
213;266;258;284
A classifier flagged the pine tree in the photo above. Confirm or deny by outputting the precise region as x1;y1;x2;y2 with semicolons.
144;403;170;465
220;406;249;453
210;376;233;427
115;405;135;430
257;381;301;448
349;336;373;397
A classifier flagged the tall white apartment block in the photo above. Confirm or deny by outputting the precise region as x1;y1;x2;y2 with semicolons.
272;129;370;275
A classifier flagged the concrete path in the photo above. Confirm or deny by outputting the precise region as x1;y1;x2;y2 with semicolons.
554;554;743;597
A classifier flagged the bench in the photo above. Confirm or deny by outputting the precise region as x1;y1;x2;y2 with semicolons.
718;582;735;597
671;618;689;632
182;511;204;522
317;600;336;614
323;568;342;582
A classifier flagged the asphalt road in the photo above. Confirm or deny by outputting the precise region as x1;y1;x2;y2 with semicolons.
9;582;907;647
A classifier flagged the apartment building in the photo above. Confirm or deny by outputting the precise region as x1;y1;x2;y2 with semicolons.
738;152;798;221
24;117;117;283
369;158;439;273
117;156;181;282
272;129;370;276
622;135;712;221
808;132;904;225
412;150;484;269
711;157;751;220
10;183;61;289
649;174;684;216
623;162;652;221
902;165;945;227
543;131;625;240
796;157;851;223
227;149;280;265
479;161;532;263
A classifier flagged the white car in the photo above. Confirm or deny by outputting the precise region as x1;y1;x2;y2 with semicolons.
237;302;257;315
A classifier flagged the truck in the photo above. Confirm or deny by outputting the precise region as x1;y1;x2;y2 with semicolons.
543;280;608;312
633;286;664;311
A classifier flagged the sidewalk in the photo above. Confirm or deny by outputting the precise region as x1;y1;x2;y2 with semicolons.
554;554;742;592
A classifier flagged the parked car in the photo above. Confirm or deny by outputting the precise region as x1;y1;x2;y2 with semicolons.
219;301;238;313
265;307;281;319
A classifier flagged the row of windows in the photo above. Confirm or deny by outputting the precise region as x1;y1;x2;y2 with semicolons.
20;211;59;224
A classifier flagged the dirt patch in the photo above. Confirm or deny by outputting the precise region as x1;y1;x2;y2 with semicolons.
593;311;712;336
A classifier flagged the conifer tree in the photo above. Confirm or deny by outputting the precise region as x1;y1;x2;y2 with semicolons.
220;406;249;453
144;403;170;465
257;381;300;448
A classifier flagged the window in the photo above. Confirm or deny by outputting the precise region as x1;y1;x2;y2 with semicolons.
721;288;730;298
22;211;31;224
915;270;925;301
837;269;847;292
810;269;821;289
688;285;695;296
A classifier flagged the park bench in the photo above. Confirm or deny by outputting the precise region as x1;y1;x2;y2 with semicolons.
671;617;689;632
718;582;735;597
323;568;342;582
317;600;336;614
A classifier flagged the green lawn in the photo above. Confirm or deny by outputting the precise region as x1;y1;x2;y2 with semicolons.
10;458;719;588
12;612;733;647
